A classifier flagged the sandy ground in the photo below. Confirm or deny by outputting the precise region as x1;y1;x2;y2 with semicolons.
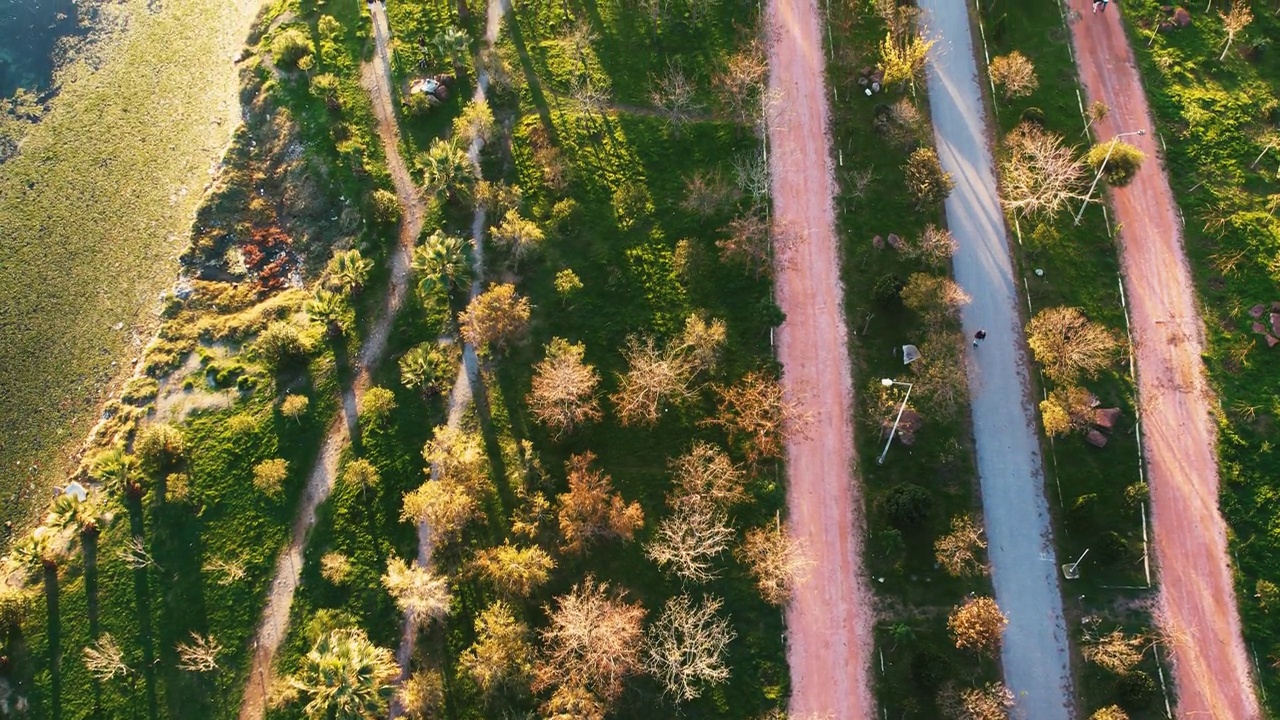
236;5;424;717
917;2;1076;717
763;0;874;717
1066;4;1261;717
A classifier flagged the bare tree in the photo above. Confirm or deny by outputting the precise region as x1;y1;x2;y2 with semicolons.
939;681;1015;720
651;61;703;126
901;224;958;267
561;20;598;71
610;336;698;426
460;600;534;694
948;597;1008;654
732;154;771;201
534;577;647;702
738;519;813;605
528;337;602;438
401;479;482;546
1038;385;1096;437
459;283;531;352
472;541;556;598
570;75;612;117
910;327;967;420
646;496;735;583
934;515;987;577
717;209;773;277
668;441;748;509
1219;0;1253;60
83;634;131;681
1084;101;1109;136
645;594;735;701
382;556;452;629
710;371;797;464
557;452;645;555
1082;629;1146;675
875;97;924;148
677;314;728;373
900;273;971;321
715;37;768;124
204;557;247;586
682;170;740;216
319;552;352;585
1025;306;1119;383
176;632;222;673
988;51;1039;100
422;425;490;491
999;122;1087;218
118;535;159;571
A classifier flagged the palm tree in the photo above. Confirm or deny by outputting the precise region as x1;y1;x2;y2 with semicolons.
417;138;474;199
286;628;399;720
90;447;145;500
431;27;470;77
326;249;374;296
46;494;108;540
305;290;355;340
411;231;470;298
398;343;455;396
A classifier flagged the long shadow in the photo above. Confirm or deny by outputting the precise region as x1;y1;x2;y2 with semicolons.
126;499;160;720
151;501;212;718
84;533;100;640
504;6;559;144
468;366;515;517
44;562;61;720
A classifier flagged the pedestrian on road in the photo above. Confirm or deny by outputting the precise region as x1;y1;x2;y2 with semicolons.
973;329;987;347
1093;0;1109;13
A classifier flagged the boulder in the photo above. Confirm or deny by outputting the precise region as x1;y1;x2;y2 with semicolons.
887;233;904;251
873;234;884;249
1250;303;1267;318
1086;429;1109;448
1173;7;1191;26
1094;408;1122;430
1271;312;1280;336
1268;334;1279;348
1253;321;1267;334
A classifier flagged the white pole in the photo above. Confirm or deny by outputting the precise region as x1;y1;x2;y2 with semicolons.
1074;130;1145;226
877;381;913;465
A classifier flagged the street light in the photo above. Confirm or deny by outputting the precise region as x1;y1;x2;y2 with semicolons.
1074;129;1146;225
877;378;914;465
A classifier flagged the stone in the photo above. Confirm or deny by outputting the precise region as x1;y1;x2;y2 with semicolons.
887;233;904;251
1086;429;1109;447
1094;408;1122;430
1271;313;1280;336
1250;303;1266;318
1269;334;1280;348
873;234;884;249
1253;321;1267;334
1173;7;1191;26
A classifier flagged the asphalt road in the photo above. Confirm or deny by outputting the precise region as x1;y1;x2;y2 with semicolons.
917;1;1075;717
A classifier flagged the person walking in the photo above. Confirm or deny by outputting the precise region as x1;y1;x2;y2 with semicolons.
973;329;987;347
1093;0;1109;13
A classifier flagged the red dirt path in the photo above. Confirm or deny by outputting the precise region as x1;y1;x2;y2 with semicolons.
764;0;875;717
1066;4;1260;717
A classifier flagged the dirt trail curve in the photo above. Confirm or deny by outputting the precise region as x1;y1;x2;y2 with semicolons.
1066;4;1260;717
236;4;425;717
763;0;874;717
916;2;1076;718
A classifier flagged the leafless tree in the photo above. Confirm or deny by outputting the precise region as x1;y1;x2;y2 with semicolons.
1220;0;1253;60
988;51;1039;100
561;20;598;72
541;683;607;720
646;496;735;583
402;479;483;545
320;552;352;585
901;224;958;268
397;669;445;720
682;170;741;216
204;557;247;586
948;596;1007;654
557;452;645;555
738;518;813;605
651;61;703;126
645;594;735;701
1084;101;1109;136
935;515;987;577
900;273;971;321
528;337;602;438
717;208;773;277
668;441;748;509
677;314;727;373
939;681;1015;720
534;577;647;703
1082;629;1147;675
611;336;698;426
176;632;222;673
1025;306;1119;383
570;75;612;117
732;153;771;201
999;122;1088;218
119;535;159;571
875;98;923;148
714;37;768;125
709;371;798;464
382;556;452;630
83;634;131;681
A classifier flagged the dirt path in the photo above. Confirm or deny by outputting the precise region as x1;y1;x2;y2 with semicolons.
763;0;874;717
1065;4;1260;717
916;2;1076;717
236;6;425;717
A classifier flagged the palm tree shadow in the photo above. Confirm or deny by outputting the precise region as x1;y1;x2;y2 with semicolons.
151;501;213;717
504;7;558;144
43;561;61;720
125;498;160;720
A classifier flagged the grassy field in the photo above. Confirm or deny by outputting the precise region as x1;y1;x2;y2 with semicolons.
979;0;1173;716
820;2;1006;716
0;0;265;528
1110;0;1280;712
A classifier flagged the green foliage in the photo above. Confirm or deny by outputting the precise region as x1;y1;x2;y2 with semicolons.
370;188;401;225
325;249;374;295
1085;141;1145;187
398;342;457;395
884;483;933;528
904;147;954;209
272;28;315;68
255;321;311;370
134;422;186;476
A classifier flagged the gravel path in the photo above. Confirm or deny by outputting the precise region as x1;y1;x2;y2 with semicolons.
917;1;1074;717
763;0;874;716
236;5;424;716
1065;4;1261;717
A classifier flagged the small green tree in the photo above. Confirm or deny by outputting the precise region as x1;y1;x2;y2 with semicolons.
326;249;373;296
343;458;381;499
490;209;545;268
370;189;401;225
904;148;954;209
135;423;186;476
305;290;354;340
253;458;290;498
256;321;309;370
271;28;314;68
399;343;457;396
452;98;495;147
554;269;583;302
1085;141;1145;187
412;231;471;298
280;394;310;422
360;386;398;424
418;138;475;198
884;483;932;528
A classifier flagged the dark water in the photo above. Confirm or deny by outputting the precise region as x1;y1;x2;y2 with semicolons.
0;0;81;97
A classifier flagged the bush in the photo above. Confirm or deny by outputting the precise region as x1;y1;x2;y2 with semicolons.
904;147;954;209
884;483;933;528
135;423;186;476
910;649;950;691
873;273;907;303
256;321;310;370
989;51;1039;100
1115;670;1155;710
360;386;398;424
1085;141;1145;187
253;458;290;497
371;188;401;225
271;28;315;68
1020;106;1046;126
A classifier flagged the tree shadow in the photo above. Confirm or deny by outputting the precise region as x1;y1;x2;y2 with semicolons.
43;562;61;720
126;498;159;720
468;359;516;518
150;501;213;717
505;5;559;144
84;533;100;640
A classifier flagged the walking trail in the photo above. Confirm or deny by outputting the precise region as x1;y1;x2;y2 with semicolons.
236;4;426;716
763;0;874;717
1066;4;1259;717
917;1;1074;717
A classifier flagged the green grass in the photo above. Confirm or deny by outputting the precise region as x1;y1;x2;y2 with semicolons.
1111;0;1280;713
979;0;1173;715
822;1;1003;716
0;0;265;527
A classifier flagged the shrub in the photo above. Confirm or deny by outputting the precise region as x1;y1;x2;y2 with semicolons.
1085;141;1145;187
371;188;401;225
873;273;907;303
360;386;398;424
904;147;954;209
320;552;353;585
271;28;314;68
256;321;309;370
135;423;185;476
989;51;1039;100
253;458;290;497
280;394;310;421
884;483;932;528
1090;707;1129;720
1115;671;1155;710
947;596;1007;654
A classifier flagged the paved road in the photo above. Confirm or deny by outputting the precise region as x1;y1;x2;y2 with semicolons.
917;1;1074;717
765;0;875;716
1066;3;1260;717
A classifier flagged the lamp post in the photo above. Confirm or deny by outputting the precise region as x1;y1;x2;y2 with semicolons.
877;378;914;465
1074;129;1145;226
